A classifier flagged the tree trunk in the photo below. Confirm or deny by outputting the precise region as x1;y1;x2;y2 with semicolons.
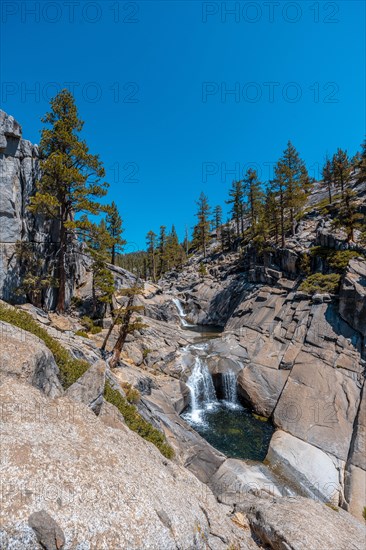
280;192;285;248
111;244;116;265
56;217;67;313
109;296;134;368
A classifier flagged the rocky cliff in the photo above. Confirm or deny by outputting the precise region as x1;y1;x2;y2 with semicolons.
0;110;88;309
1;110;365;548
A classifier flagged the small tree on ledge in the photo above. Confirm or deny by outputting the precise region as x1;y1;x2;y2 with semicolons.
101;279;146;368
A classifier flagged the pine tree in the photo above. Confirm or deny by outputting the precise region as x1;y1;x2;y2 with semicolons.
271;169;286;248
242;168;264;237
146;230;157;281
265;186;280;245
192;192;211;258
332;148;350;198
85;219;115;317
275;141;310;237
106;201;125;265
183;225;189;256
212;205;223;249
166;225;185;269
222;218;234;251
15;242;55;308
322;156;334;205
356;140;366;184
157;225;168;276
29;89;108;312
226;180;244;236
333;188;363;242
102;280;145;365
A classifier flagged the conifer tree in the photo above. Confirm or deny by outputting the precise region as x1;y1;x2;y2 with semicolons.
265;186;280;245
146;230;157;281
183;225;189;256
102;280;145;366
333;189;363;242
157;225;168;276
242;168;264;237
222;218;234;251
332;148;350;198
212;205;223;249
166;225;185;269
212;205;223;232
226;180;245;236
192;192;211;258
271;169;286;247
29;89;108;312
275;141;310;237
15;242;55;308
356;140;366;184
322;156;334;205
106;201;126;265
86;219;115;317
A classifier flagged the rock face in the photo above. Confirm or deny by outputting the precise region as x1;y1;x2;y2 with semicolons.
265;430;343;504
65;360;106;414
240;495;366;550
28;510;65;550
0;110;89;309
201;264;366;514
0;379;255;549
339;258;366;338
0;320;63;398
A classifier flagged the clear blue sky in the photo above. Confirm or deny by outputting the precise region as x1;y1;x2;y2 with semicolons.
1;1;365;250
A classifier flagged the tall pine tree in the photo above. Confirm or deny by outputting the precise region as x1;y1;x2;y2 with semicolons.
226;180;245;236
192;192;211;258
106;201;125;265
322;156;334;205
29;90;108;312
332;148;350;198
146;230;157;281
242;168;264;237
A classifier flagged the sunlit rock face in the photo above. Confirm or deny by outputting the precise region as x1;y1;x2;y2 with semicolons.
0;110;88;309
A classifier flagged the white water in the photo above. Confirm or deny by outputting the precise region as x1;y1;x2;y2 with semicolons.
184;356;218;424
172;298;194;327
222;371;241;410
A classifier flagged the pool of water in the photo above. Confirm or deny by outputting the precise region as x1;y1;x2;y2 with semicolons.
182;400;274;462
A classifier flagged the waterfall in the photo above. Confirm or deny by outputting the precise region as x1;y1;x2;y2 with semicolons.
221;371;239;407
172;298;191;327
185;357;217;423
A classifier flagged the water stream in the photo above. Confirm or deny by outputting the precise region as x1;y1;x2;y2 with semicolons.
173;297;274;461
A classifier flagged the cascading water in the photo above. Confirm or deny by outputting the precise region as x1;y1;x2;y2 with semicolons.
221;371;240;408
184;357;218;423
179;317;274;461
172;298;191;327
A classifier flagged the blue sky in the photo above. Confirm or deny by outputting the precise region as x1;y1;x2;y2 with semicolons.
1;1;365;250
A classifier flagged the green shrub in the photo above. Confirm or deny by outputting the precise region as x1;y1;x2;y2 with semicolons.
299;273;341;295
75;330;89;338
81;315;94;331
121;382;141;404
363;506;366;522
80;316;102;334
310;247;361;273
198;264;207;278
327;250;361;272
0;303;89;388
104;382;174;459
142;348;152;359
